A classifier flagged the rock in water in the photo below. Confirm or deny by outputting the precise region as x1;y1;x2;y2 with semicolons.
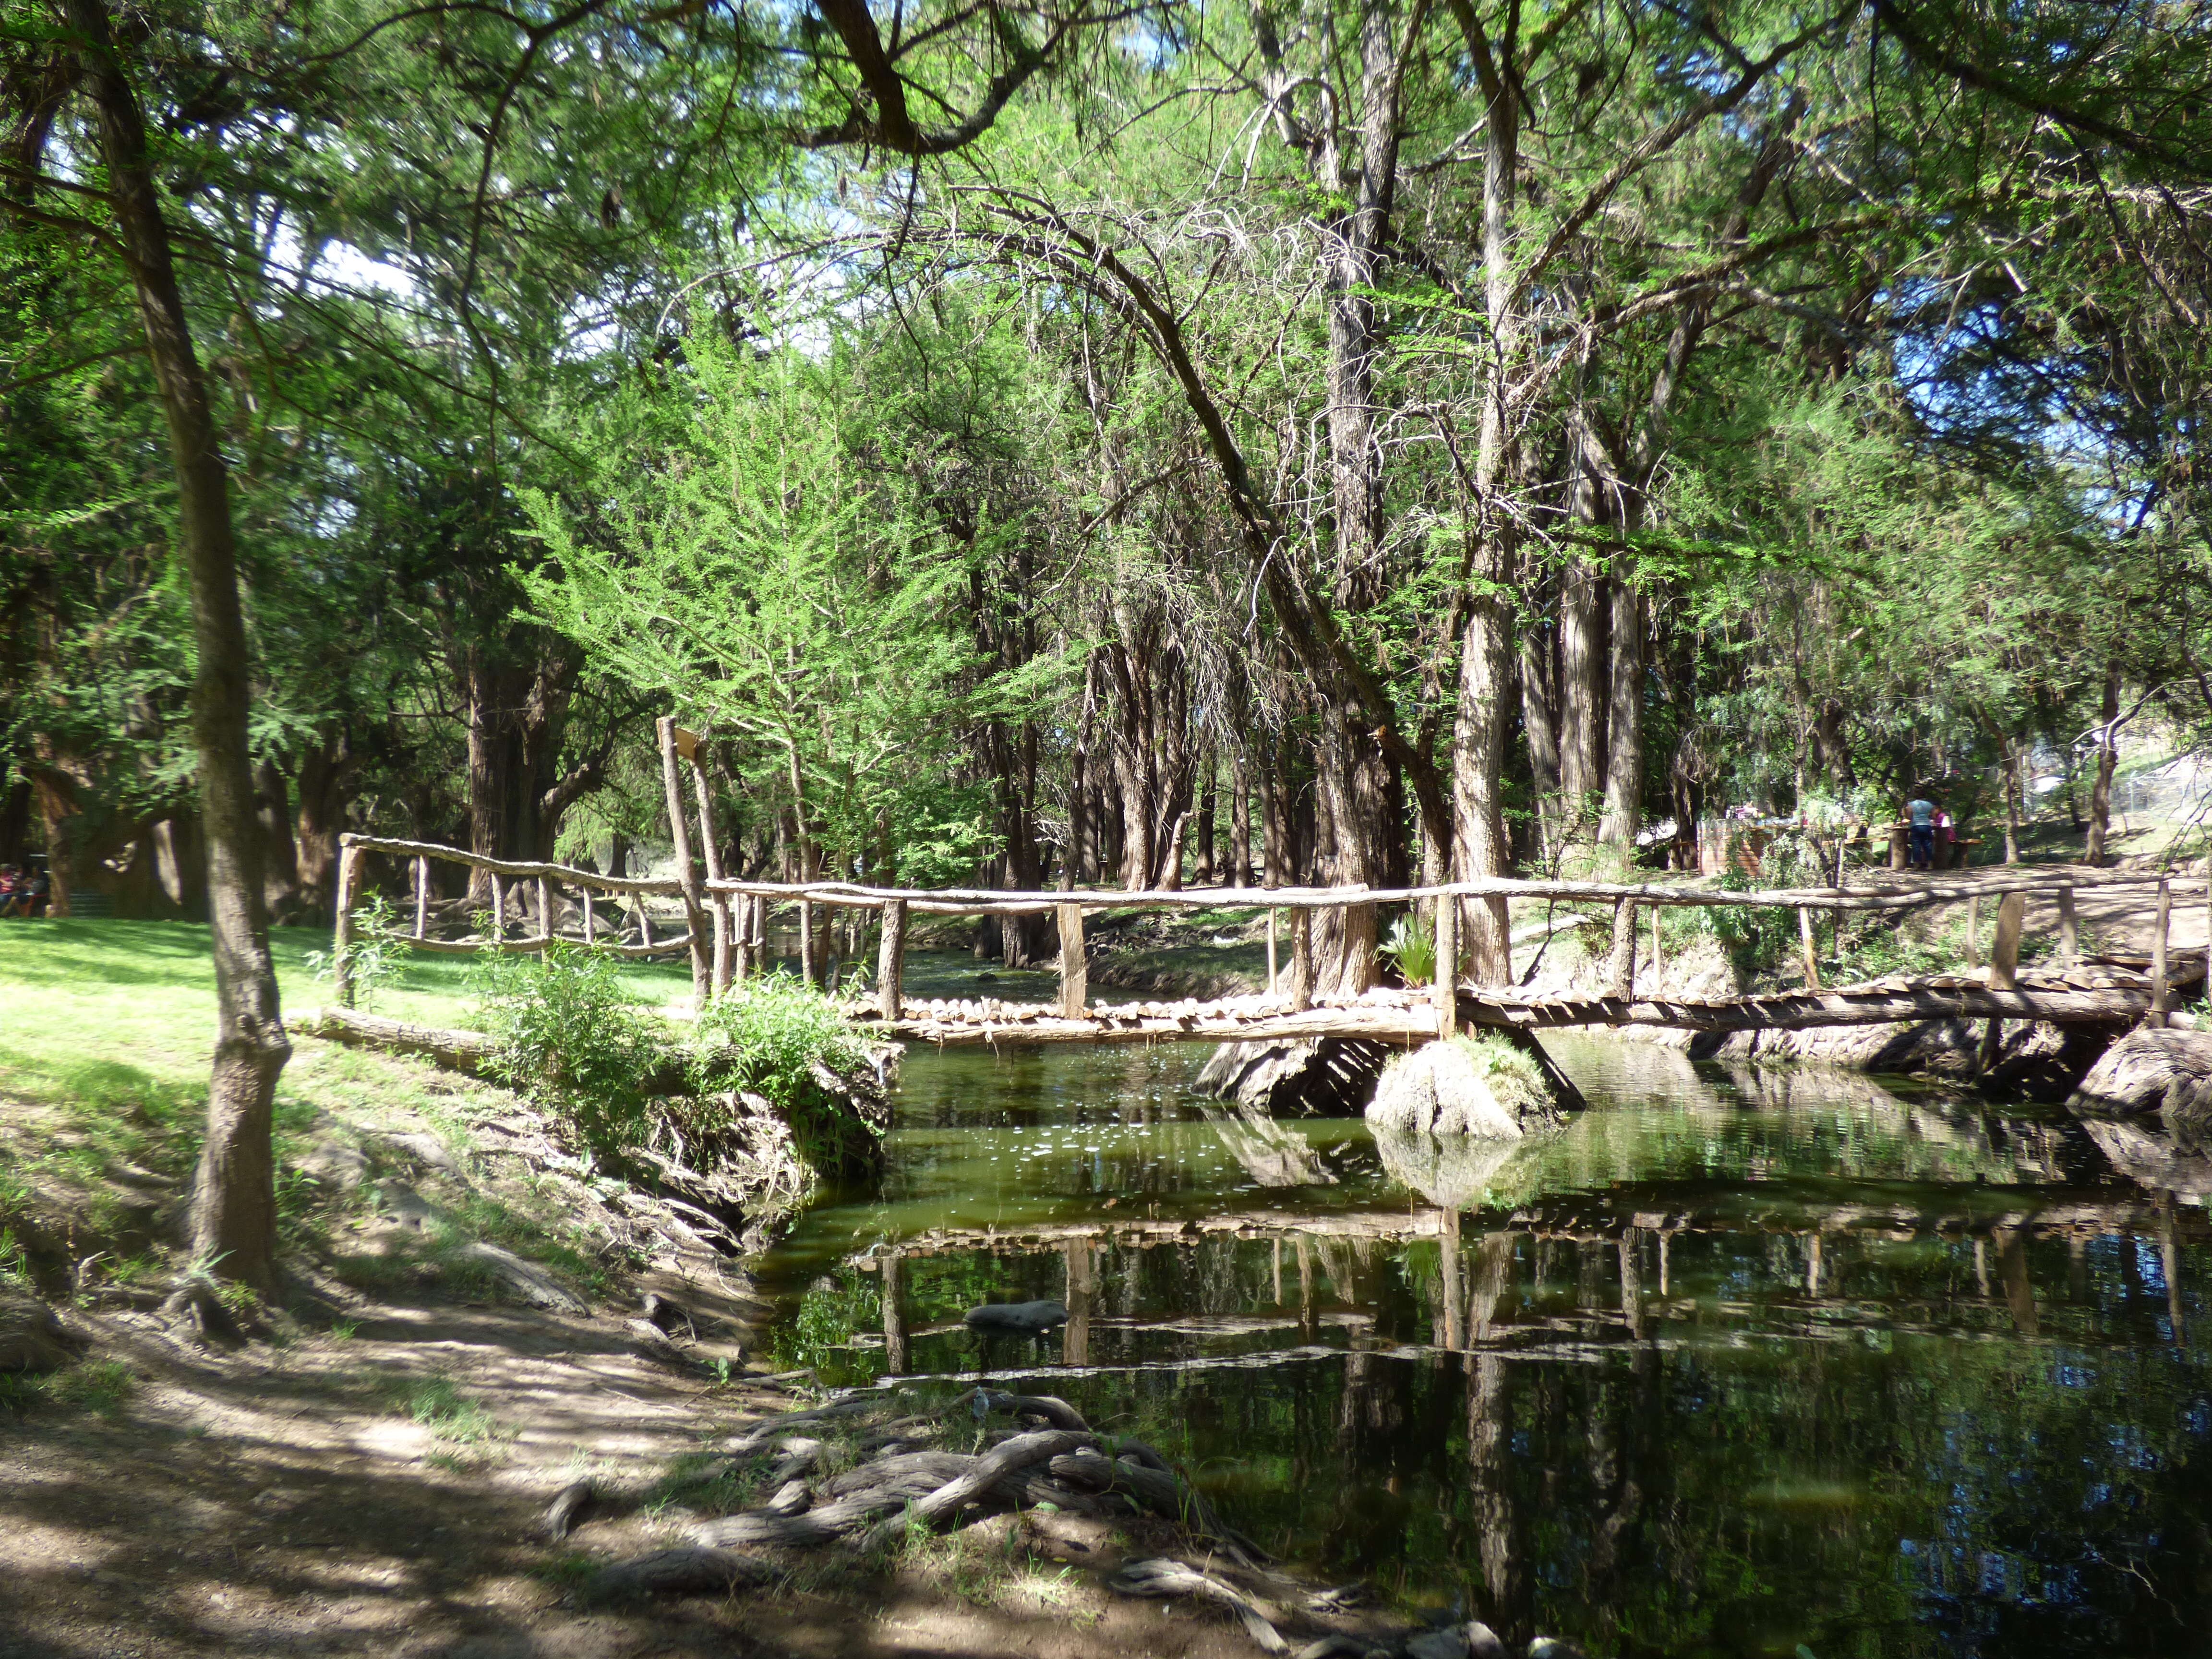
963;1299;1069;1333
2068;1027;2212;1132
1366;1035;1560;1138
0;1291;85;1373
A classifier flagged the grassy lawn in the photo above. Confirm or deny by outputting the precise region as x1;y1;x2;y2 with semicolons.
0;918;697;1311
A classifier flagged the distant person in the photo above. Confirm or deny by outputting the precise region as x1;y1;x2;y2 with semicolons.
0;866;17;917
22;866;48;917
1904;794;1936;869
1933;806;1956;869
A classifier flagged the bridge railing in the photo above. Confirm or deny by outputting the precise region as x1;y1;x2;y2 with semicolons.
332;830;2203;1032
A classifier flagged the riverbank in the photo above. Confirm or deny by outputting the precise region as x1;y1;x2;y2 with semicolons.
0;922;1395;1659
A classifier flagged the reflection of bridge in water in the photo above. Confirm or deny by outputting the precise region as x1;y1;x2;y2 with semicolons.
847;1047;2205;1380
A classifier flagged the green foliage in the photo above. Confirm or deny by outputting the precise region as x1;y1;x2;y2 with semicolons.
688;974;885;1178
1696;833;1832;974
471;945;668;1162
0;1358;136;1419
516;321;1049;879
1379;913;1437;985
304;895;407;1013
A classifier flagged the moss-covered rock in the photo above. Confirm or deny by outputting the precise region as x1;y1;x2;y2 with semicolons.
1365;1034;1560;1138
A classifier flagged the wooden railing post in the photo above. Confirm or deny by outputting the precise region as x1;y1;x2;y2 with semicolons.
655;716;712;1005
2057;887;2078;963
536;876;551;944
877;898;908;1021
1057;902;1087;1018
1432;888;1458;1037
1979;891;2027;1071
490;872;505;941
1612;901;1637;998
2151;877;2172;1027
582;888;595;945
685;744;732;998
1649;902;1665;985
332;839;364;1008
1265;908;1278;999
1288;907;1312;1011
413;854;429;940
1797;905;1820;990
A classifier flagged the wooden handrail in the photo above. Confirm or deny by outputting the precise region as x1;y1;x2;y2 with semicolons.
345;830;2189;915
340;833;681;896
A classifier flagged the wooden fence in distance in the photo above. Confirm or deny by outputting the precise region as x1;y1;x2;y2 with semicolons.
331;831;2204;1039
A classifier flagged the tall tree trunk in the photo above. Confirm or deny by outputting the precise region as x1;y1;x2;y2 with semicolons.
1519;619;1561;864
1556;563;1606;831
1443;0;1522;982
461;651;515;902
70;0;288;1290
1194;749;1216;885
1230;746;1253;887
2086;655;2121;865
1596;577;1643;851
1305;0;1409;994
293;731;351;921
255;760;300;920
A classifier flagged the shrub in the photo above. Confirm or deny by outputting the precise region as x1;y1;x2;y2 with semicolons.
471;945;667;1161
688;974;885;1178
1379;913;1437;985
304;893;405;1011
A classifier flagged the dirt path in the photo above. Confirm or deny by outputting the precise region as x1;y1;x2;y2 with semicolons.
1;1288;1303;1659
2020;878;2210;959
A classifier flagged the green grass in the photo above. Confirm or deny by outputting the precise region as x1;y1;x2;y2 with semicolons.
0;918;677;1304
0;1357;136;1419
389;1371;508;1468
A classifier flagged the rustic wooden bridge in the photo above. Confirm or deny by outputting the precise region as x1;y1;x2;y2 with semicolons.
334;826;2206;1044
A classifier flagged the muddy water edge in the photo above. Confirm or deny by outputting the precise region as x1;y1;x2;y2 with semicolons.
743;1032;2212;1659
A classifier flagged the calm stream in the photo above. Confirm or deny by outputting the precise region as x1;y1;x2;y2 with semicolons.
748;1022;2211;1658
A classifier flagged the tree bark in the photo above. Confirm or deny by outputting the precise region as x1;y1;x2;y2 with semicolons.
1597;577;1644;850
293;730;353;920
68;0;290;1290
255;760;300;919
2087;654;2120;865
1520;619;1561;863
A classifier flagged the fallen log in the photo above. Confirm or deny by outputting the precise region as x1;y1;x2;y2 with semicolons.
297;1007;495;1074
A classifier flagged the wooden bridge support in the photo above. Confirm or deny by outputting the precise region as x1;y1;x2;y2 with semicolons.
1057;902;1086;1017
2152;877;2172;1027
655;717;712;1004
1433;887;1459;1036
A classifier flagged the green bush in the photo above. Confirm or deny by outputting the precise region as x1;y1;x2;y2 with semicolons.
1379;913;1437;985
471;945;667;1161
688;974;884;1177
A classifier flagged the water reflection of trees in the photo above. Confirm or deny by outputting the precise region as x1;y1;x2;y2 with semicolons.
823;1042;2212;1649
